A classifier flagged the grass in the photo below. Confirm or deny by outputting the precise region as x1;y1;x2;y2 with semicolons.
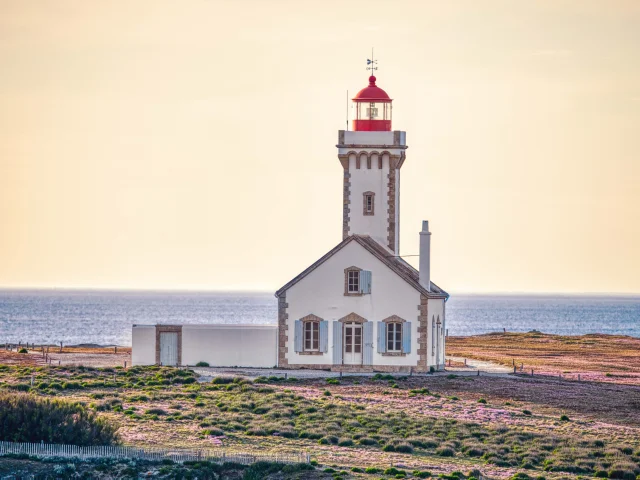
0;363;638;479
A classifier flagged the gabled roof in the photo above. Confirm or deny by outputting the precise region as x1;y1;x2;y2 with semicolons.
275;235;449;300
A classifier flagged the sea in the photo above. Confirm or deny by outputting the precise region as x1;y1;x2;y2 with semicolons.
0;290;638;346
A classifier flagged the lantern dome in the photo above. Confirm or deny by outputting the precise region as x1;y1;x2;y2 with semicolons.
352;76;392;102
352;76;392;131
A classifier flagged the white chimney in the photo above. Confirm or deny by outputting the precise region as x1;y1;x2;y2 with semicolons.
419;221;431;291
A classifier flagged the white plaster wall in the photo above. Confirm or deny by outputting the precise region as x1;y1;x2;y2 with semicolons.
182;325;277;368
341;131;406;147
285;240;422;367
348;152;389;247
427;299;446;368
132;325;156;366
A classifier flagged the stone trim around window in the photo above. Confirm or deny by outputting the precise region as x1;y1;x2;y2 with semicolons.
155;325;182;366
338;312;368;324
382;316;407;357
382;315;407;324
363;191;375;216
344;266;363;297
300;314;323;354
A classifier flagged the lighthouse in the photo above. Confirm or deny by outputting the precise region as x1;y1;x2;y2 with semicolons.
274;68;448;373
337;75;407;255
133;65;450;373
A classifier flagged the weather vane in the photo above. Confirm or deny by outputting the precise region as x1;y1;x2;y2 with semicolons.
366;48;377;73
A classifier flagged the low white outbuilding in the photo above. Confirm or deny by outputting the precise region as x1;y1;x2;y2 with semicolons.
131;324;277;367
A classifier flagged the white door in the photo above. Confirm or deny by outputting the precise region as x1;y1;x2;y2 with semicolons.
344;323;362;365
159;332;178;366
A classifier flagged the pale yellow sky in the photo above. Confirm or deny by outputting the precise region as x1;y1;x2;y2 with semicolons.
1;0;639;293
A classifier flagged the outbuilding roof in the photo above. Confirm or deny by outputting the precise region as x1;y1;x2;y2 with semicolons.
274;235;448;300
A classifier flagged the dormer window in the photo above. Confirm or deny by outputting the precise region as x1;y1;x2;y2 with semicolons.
363;192;375;216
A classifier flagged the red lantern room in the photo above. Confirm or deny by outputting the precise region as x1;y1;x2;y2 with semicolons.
352;75;392;132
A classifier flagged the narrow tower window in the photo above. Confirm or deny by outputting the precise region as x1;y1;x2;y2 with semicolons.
363;191;375;216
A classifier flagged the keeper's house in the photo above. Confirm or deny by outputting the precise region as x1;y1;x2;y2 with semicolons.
132;73;449;371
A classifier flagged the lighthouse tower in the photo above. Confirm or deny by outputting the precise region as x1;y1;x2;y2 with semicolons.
337;75;407;255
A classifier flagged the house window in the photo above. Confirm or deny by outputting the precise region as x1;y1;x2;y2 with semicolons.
304;321;319;351
344;267;371;296
363;191;375;216
347;270;359;293
387;322;402;352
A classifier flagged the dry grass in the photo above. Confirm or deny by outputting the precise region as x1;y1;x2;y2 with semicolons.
0;347;130;367
447;332;640;385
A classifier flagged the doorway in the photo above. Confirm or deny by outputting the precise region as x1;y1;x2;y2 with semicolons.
343;323;362;365
159;331;179;366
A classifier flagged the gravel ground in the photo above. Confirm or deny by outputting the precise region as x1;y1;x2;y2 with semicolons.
192;356;513;381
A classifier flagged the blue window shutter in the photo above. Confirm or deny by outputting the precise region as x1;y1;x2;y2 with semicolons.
377;321;387;353
359;270;372;294
332;321;343;365
363;322;373;365
402;321;412;354
294;320;303;353
319;320;328;353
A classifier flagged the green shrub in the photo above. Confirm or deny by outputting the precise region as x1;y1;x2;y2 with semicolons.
394;443;413;454
0;392;119;445
559;414;570;421
358;437;378;446
365;467;382;474
478;398;487;404
436;447;455;457
18;348;28;354
337;439;354;447
195;361;210;367
522;410;532;415
595;471;609;478
326;378;340;385
384;467;406;476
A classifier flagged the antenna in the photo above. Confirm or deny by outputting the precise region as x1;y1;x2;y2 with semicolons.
366;47;378;73
346;90;349;131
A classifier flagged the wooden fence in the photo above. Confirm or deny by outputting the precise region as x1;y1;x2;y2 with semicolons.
0;441;309;465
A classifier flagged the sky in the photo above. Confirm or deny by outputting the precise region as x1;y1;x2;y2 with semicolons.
1;0;639;294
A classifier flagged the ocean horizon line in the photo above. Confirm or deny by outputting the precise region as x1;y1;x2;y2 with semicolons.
0;287;638;298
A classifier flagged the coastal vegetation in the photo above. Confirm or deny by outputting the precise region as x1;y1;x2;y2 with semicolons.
446;333;640;385
0;392;119;445
0;362;639;479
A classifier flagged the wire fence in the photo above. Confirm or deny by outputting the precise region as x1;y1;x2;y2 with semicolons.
0;440;309;465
